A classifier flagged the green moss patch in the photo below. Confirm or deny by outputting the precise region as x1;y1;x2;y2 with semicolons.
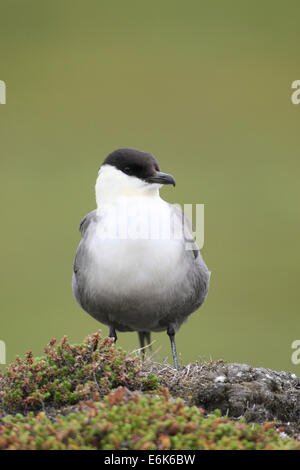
0;387;298;450
0;332;157;414
0;333;299;450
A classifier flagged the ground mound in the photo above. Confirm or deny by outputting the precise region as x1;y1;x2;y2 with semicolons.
0;332;299;450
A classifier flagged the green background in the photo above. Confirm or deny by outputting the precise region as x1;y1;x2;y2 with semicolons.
1;0;299;373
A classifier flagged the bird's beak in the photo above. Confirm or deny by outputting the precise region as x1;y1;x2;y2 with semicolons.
146;171;176;187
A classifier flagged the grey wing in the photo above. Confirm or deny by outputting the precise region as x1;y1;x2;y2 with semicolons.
170;203;211;310
72;209;100;309
73;209;99;274
78;209;98;236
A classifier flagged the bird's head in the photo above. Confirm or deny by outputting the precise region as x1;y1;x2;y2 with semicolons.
95;148;175;205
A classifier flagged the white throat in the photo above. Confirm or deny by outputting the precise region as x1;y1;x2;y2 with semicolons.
95;164;161;206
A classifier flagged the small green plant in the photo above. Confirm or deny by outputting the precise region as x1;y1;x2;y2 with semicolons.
0;387;298;450
0;332;158;413
0;333;298;450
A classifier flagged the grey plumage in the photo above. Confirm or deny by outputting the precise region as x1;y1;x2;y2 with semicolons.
72;148;210;369
73;206;209;331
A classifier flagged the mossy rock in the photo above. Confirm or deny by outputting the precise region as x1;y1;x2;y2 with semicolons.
0;332;157;414
1;387;299;450
0;332;300;450
153;361;300;425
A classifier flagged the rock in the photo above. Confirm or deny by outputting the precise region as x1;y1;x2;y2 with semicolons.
154;360;300;424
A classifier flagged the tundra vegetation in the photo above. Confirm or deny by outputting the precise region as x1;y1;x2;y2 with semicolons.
0;332;299;450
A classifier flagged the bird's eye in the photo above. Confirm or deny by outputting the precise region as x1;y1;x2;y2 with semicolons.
123;164;142;175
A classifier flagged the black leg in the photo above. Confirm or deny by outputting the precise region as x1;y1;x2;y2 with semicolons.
109;326;117;342
138;331;145;349
138;331;146;359
167;324;179;370
138;331;152;359
145;332;152;352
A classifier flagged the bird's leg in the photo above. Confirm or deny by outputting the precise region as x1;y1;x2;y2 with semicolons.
138;331;145;349
138;332;152;360
167;324;179;370
145;332;152;352
138;331;146;360
109;326;117;343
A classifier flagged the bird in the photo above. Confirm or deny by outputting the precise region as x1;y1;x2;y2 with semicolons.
72;148;210;369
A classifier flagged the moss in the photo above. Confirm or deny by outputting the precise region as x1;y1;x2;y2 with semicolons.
0;387;299;450
0;333;299;450
0;332;157;414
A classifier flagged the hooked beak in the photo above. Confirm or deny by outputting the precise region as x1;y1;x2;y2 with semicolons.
146;171;176;187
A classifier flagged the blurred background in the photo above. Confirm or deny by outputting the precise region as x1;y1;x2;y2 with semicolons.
1;0;300;373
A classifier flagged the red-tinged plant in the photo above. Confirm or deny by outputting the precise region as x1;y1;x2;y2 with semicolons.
0;332;158;413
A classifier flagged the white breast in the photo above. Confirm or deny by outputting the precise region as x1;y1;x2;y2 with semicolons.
86;196;186;299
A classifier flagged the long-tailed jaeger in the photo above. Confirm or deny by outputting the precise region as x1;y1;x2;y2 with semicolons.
72;148;210;369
